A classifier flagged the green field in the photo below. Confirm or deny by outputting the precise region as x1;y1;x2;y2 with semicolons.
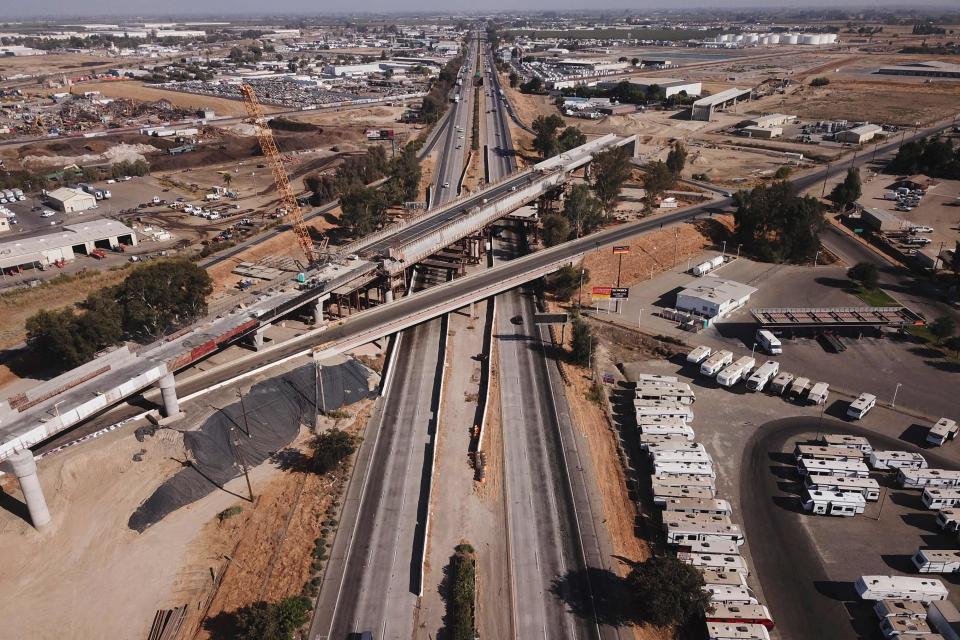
506;27;721;41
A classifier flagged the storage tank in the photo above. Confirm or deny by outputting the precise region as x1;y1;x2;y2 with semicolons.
745;34;759;44
783;34;799;45
767;34;780;44
709;255;725;269
800;34;820;45
823;33;838;44
759;36;770;45
733;34;743;42
692;261;713;276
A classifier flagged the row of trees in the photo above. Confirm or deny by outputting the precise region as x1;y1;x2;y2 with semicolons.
420;56;464;124
26;260;212;369
560;81;698;107
733;180;826;263
448;543;477;640
829;167;863;211
887;138;960;179
0;159;149;193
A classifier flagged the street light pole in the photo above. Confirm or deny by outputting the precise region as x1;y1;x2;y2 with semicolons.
821;161;831;197
891;382;902;409
721;240;727;257
736;244;742;259
813;250;821;267
751;342;757;358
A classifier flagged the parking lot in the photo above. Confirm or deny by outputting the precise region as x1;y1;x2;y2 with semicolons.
619;355;960;640
609;254;957;419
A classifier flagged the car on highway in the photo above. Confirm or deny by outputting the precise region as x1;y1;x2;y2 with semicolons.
442;182;450;189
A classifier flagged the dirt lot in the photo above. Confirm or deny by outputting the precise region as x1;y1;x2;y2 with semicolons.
0;53;128;78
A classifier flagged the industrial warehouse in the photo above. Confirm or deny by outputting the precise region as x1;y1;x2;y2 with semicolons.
0;219;137;274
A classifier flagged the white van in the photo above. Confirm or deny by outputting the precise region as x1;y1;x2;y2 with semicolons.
847;393;876;420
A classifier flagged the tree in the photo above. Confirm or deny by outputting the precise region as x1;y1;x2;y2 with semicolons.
563;184;606;237
508;71;519;88
810;77;830;87
733;180;825;263
339;185;387;235
222;172;232;187
847;261;879;290
118;260;213;339
929;316;957;344
591;146;632;211
628;555;710;627
643;160;675;204
829;167;862;211
550;264;588;301
26;309;98;369
631;57;640;66
665;141;687;176
532;114;564;158
557;126;586;153
520;76;545;94
311;429;356;474
774;166;792;179
570;314;593;366
542;213;571;247
305;173;337;205
233;596;311;640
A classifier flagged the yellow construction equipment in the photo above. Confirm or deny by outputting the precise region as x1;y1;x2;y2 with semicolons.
239;83;324;265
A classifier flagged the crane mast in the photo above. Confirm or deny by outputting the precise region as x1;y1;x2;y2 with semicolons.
239;83;324;265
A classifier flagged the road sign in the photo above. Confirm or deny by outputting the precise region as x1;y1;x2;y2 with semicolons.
366;128;395;141
534;313;569;325
610;287;630;299
612;245;631;255
602;372;615;384
591;286;611;299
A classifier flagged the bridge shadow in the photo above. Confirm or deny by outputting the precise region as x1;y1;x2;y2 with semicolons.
0;486;30;525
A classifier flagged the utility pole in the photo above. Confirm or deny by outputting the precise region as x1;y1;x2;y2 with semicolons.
236;387;251;438
230;425;255;502
821;161;831;198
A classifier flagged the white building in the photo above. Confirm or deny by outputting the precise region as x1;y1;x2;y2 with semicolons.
675;278;758;319
45;187;97;213
322;62;384;78
836;123;883;144
0;218;137;272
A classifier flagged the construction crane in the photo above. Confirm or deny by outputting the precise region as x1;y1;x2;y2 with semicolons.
239;83;325;265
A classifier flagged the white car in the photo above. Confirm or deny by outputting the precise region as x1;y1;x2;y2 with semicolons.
40;210;55;218
442;182;450;189
910;225;934;233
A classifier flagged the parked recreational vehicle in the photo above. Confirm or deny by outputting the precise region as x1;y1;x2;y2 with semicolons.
912;549;960;573
746;360;779;392
687;345;712;364
651;449;714;465
798;457;870;479
706;622;770;640
855;575;948;602
922;488;960;510
706;603;775;630
935;509;960;532
636;383;696;405
636;374;679;383
717;357;756;388
706;585;759;605
634;401;695;422
662;497;732;516
701;350;734;376
878;617;933;638
821;433;874;454
768;372;794;396
641;435;702;452
677;552;749;573
755;329;782;355
651;473;715;490
702;569;749;588
664;521;745;546
804;475;881;501
926;600;960;640
653;485;716;505
927;418;959;447
873;599;927;621
654;461;717;479
641;423;696;440
847;393;877;420
801;489;866;516
807;382;830;406
898;469;960;490
681;539;741;556
788;376;811;400
870;451;928;471
662;512;732;529
795;444;864;462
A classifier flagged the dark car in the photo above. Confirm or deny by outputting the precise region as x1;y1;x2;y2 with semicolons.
510;315;522;325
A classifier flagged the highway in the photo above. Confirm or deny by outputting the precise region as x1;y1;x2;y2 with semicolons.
310;37;478;640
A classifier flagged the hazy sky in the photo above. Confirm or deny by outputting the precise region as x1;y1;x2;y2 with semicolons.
1;0;956;19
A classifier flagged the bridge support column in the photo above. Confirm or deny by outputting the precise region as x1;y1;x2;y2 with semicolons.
385;288;394;303
158;372;180;418
313;300;324;325
7;450;50;529
250;326;269;350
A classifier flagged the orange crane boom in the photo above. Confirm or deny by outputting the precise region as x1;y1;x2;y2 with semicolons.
239;83;324;265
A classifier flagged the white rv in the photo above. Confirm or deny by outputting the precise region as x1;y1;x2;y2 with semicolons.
664;521;745;546
650;449;714;465
926;600;960;640
797;457;870;479
788;376;811;400
807;382;830;406
822;433;874;454
654;461;717;479
662;497;732;516
870;450;928;471
878;617;933;638
911;549;960;574
801;489;865;516
935;508;960;532
922;488;960;510
847;393;877;420
795;444;864;462
706;585;759;605
701;350;734;376
717;356;756;388
755;329;782;355
636;383;696;405
769;372;794;395
804;475;881;501
872;599;927;621
855;575;948;602
745;360;779;392
706;603;774;630
635;402;695;422
681;539;741;556
677;552;749;573
662;512;732;529
641;435;701;452
898;469;960;490
702;570;749;588
653;485;716;505
641;423;696;440
687;345;712;364
706;622;770;640
652;474;716;490
927;418;958;447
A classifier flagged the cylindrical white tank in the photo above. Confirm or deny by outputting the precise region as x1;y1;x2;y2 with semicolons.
768;34;780;44
759;36;770;45
709;255;725;269
7;450;50;529
693;261;713;276
784;34;799;45
800;34;819;45
746;34;759;44
734;34;743;42
823;33;838;44
719;34;731;42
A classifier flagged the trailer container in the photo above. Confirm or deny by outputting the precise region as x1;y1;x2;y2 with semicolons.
848;393;877;420
807;382;830;406
641;423;696;440
878;617;933;638
680;539;741;556
702;569;749;588
801;489;866;516
651;449;714;465
912;549;960;573
804;475;881;501
936;509;960;532
923;489;960;510
651;474;715;490
769;372;794;395
795;444;863;462
641;435;701;452
654;461;717;479
855;575;948;602
662;512;732;530
653;485;716;505
706;622;770;640
873;599;928;621
798;457;870;479
821;434;873;454
635;402;694;422
746;360;779;392
665;521;744;546
898;469;960;489
678;551;749;573
706;603;775;630
788;376;811;400
687;345;712;364
636;374;679;383
662;497;732;516
706;585;759;605
870;451;928;471
755;329;782;355
636;383;696;405
717;357;756;388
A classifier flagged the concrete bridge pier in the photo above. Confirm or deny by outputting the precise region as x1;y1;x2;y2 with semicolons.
158;372;181;418
250;326;270;350
7;450;51;529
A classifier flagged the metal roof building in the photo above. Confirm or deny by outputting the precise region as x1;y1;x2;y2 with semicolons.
836;123;883;144
751;306;923;329
0;218;137;272
676;278;757;319
877;60;960;79
691;88;752;121
45;187;97;213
